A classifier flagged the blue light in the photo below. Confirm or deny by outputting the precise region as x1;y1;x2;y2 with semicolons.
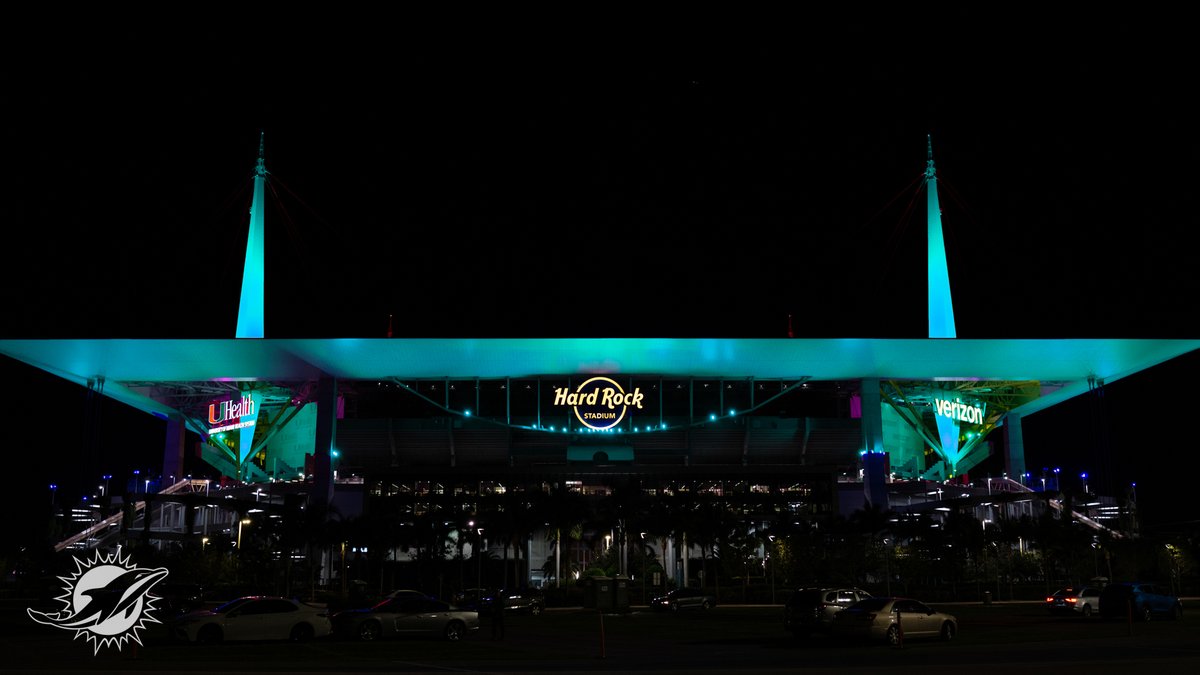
729;409;736;416
709;413;717;421
549;426;556;432
464;410;471;417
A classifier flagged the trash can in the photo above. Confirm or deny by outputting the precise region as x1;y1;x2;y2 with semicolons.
983;591;992;605
612;574;629;613
594;576;613;612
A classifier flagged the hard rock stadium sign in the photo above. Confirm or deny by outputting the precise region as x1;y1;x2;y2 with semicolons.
553;377;645;430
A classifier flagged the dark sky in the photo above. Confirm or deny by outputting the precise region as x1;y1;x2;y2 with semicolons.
3;16;1197;530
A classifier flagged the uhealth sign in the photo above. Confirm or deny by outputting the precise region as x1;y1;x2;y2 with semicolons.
208;393;261;465
553;377;645;430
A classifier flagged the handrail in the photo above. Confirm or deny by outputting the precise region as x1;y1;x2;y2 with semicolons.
52;479;210;552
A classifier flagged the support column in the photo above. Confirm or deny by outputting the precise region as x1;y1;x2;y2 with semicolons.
312;376;337;510
860;378;889;510
162;414;186;487
682;532;689;587
1004;412;1026;482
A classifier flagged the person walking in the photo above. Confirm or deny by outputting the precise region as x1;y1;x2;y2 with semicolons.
490;590;506;640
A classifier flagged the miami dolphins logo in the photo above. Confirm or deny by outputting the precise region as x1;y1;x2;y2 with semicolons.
27;549;169;654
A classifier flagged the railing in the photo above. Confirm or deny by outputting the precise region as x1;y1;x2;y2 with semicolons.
53;479;211;552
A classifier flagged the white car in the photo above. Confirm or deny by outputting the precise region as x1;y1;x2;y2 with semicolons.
171;596;332;643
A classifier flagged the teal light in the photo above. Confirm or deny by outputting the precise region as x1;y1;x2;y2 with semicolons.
331;449;340;458
236;134;267;339
464;410;471;417
709;413;717;421
925;136;957;339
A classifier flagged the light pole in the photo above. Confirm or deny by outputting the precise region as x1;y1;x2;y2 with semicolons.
49;483;57;505
768;535;777;604
237;518;251;548
640;532;647;604
1081;472;1089;495
476;528;484;591
102;474;111;497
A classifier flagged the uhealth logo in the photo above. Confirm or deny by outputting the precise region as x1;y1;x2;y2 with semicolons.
27;550;169;654
553;376;644;430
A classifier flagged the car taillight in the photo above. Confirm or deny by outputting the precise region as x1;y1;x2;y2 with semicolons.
1045;597;1054;602
1066;598;1077;603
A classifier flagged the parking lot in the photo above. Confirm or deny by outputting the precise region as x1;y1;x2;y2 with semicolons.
2;600;1197;673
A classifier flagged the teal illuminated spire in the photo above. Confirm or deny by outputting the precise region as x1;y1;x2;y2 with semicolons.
925;135;957;338
236;133;267;338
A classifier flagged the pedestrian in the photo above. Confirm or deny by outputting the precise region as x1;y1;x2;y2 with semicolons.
490;591;506;640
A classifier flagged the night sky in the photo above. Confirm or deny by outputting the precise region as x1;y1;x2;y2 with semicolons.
3;15;1197;534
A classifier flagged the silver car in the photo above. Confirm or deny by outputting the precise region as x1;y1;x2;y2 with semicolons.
332;596;480;641
784;586;873;637
831;597;957;645
1046;586;1102;617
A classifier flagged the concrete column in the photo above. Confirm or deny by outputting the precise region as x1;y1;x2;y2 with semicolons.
860;379;889;509
1004;412;1026;481
312;376;337;510
162;414;186;487
682;532;689;587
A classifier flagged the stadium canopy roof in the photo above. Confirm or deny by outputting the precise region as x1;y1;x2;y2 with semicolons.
3;337;1197;421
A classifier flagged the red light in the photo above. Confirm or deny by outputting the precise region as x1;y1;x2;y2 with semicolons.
1066;598;1077;603
1045;597;1054;602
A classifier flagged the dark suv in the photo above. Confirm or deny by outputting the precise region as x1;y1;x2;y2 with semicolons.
1098;582;1182;621
784;586;873;637
496;587;545;615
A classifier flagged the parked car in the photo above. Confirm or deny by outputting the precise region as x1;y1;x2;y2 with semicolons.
650;587;717;612
451;588;491;613
1098;582;1182;621
331;595;480;641
1046;586;1102;617
495;587;545;615
385;589;436;601
171;596;332;643
156;582;207;620
784;586;873;637
831;596;957;645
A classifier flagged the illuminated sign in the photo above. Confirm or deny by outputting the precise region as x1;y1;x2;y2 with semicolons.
934;397;984;425
208;394;257;433
553;377;644;430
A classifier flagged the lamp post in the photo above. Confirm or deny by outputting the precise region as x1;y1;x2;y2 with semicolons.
476;528;484;591
1081;472;1089;495
640;532;647;604
49;483;57;505
768;535;777;604
237;518;251;549
102;474;111;497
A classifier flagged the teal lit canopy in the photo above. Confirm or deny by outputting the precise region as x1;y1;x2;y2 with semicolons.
2;337;1196;422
